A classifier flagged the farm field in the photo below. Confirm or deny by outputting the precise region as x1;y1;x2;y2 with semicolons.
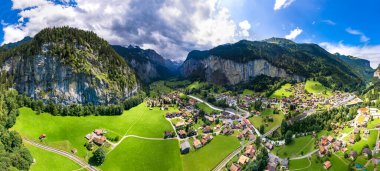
249;113;284;133
305;80;332;96
270;83;293;99
13;103;177;159
273;135;316;158
348;130;378;152
100;137;183;171
25;143;81;171
196;102;217;114
181;135;240;171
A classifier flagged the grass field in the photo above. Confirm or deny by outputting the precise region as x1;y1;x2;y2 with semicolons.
290;154;349;171
181;136;240;171
305;80;332;96
349;130;378;153
186;81;206;90
367;118;380;129
249;113;284;133
270;83;293;99
13;103;177;159
273;135;316;158
100;137;183;171
196;102;217;114
25;143;81;171
242;89;254;96
289;158;311;170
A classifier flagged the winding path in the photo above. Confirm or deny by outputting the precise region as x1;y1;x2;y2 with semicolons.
23;138;98;171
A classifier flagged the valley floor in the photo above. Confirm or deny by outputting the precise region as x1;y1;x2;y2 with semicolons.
13;102;240;171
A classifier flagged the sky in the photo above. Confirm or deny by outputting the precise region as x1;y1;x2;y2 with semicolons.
0;0;379;67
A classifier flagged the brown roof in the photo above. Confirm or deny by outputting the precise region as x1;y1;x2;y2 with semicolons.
230;163;240;171
324;161;331;169
238;155;250;165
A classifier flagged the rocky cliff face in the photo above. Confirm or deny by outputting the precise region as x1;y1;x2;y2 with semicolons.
182;56;304;85
0;27;139;105
1;51;138;105
374;65;380;79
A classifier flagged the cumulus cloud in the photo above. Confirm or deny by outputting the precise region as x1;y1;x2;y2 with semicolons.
274;0;295;11
320;42;380;68
3;0;250;60
285;27;302;40
238;20;251;37
346;27;370;43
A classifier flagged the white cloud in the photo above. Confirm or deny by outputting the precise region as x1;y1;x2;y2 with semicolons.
320;42;380;68
3;0;249;60
274;0;295;11
238;20;251;37
11;0;49;10
346;27;370;43
285;27;302;40
321;19;336;26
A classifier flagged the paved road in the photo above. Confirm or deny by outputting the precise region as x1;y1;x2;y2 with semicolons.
289;149;318;160
23;138;98;171
212;140;254;171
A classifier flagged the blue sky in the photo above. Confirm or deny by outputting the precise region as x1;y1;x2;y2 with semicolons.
1;0;379;67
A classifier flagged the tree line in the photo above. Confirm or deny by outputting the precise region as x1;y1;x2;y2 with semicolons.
0;85;33;170
16;91;145;116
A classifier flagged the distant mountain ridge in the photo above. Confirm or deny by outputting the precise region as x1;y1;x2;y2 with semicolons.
181;38;368;91
112;45;180;83
0;27;139;105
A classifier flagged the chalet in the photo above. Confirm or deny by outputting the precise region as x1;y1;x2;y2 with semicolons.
321;137;328;146
94;129;104;135
93;136;106;146
230;163;240;171
327;135;334;143
333;141;342;151
350;150;358;160
349;138;355;144
362;148;372;157
178;130;187;138
281;158;289;170
203;126;212;133
265;142;273;150
201;134;213;145
193;139;202;149
242;128;250;136
237;134;243;140
164;131;174;139
175;122;185;128
180;141;190;154
319;146;327;155
249;134;255;141
245;145;256;158
238;155;250;165
324;161;332;169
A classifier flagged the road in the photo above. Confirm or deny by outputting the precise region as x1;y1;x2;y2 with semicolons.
289;149;318;160
23;138;98;171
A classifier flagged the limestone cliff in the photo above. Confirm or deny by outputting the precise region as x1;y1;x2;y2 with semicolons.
182;56;304;85
374;65;380;79
0;27;139;105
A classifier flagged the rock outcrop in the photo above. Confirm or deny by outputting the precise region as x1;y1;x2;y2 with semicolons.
182;56;304;85
374;65;380;79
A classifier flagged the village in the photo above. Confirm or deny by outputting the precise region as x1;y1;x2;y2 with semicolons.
141;80;378;171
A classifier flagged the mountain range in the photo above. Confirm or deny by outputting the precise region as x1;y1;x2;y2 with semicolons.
181;38;373;91
0;28;375;104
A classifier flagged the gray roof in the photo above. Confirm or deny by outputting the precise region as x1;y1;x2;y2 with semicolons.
181;141;190;150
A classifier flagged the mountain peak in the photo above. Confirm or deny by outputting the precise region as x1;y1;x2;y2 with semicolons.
263;37;296;44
